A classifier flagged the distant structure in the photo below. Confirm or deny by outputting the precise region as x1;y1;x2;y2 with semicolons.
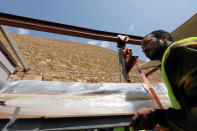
171;13;197;40
0;12;196;81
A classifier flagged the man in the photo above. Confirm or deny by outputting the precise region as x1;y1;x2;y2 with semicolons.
130;30;197;130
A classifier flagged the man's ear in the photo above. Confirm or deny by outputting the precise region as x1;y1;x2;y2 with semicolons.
161;34;170;47
161;33;169;41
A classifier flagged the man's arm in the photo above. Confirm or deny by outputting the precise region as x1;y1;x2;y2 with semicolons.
130;107;188;130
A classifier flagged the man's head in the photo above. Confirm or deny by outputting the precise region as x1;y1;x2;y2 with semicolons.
142;30;174;60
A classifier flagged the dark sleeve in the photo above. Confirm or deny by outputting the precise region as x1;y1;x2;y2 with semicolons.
164;43;197;108
155;109;169;127
161;41;197;130
155;108;187;130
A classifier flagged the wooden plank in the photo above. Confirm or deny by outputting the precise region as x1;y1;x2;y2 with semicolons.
0;93;136;119
0;92;170;119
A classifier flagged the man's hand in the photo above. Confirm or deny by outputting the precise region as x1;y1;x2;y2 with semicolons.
117;35;129;48
130;108;157;130
125;56;138;74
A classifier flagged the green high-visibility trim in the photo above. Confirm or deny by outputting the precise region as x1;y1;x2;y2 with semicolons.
113;127;134;131
114;127;124;131
161;37;197;109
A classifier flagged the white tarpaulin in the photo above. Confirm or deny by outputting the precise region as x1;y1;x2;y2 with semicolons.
0;80;171;118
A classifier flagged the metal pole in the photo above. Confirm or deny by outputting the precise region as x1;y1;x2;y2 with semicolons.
0;25;29;71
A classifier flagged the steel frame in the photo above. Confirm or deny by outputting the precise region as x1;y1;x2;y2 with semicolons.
0;12;158;79
145;66;161;77
0;12;142;45
0;12;159;81
0;12;161;130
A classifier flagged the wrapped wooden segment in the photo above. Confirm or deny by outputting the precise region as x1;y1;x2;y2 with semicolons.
0;80;171;119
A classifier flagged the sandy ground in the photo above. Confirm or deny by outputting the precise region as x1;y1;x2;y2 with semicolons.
0;33;163;83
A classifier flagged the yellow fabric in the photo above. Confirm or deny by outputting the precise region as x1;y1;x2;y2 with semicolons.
161;37;197;109
113;127;134;131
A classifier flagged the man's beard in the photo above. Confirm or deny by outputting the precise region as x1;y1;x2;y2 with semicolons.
149;46;165;60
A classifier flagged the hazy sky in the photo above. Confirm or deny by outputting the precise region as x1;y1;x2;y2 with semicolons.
0;0;196;61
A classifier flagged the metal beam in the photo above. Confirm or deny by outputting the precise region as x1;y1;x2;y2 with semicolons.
0;12;142;45
145;66;160;77
0;25;29;71
0;115;133;130
0;39;18;67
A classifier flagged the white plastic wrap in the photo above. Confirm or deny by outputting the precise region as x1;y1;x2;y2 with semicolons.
0;79;171;118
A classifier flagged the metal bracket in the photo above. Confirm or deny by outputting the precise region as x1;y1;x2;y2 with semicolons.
2;107;20;131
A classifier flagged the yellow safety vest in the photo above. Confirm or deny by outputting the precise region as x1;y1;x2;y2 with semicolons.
161;37;197;109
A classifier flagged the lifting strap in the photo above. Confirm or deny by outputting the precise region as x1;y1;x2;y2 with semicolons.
136;63;163;109
136;63;170;131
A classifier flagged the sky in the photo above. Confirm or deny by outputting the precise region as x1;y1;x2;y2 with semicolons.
0;0;196;61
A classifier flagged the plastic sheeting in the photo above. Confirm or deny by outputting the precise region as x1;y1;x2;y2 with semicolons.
0;79;171;118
